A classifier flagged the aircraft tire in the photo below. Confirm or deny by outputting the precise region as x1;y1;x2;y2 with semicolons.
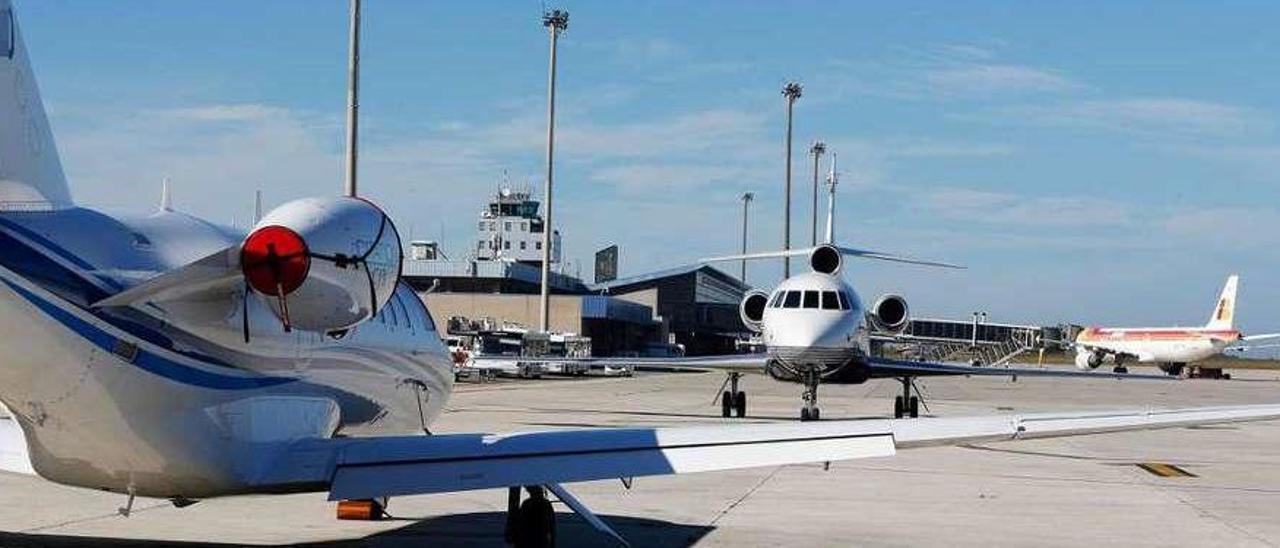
721;392;732;418
894;396;905;419
515;497;556;548
908;396;920;418
733;392;747;418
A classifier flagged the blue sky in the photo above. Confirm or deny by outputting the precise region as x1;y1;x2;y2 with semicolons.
15;1;1280;335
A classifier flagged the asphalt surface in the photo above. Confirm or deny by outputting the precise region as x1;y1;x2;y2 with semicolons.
2;366;1279;547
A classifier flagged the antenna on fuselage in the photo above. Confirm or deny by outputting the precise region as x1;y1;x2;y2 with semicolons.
343;0;361;197
823;153;837;244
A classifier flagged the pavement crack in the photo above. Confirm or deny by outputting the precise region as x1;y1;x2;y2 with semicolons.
19;502;169;534
708;465;782;527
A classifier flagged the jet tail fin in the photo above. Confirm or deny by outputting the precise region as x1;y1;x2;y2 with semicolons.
0;2;72;211
1206;275;1239;330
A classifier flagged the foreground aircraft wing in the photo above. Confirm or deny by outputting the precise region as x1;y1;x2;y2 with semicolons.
471;354;768;372
252;404;1280;501
867;356;1172;380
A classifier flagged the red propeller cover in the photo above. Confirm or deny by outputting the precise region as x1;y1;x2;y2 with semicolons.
241;225;310;296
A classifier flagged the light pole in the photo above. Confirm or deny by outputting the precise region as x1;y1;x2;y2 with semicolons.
343;0;361;197
781;82;802;277
809;140;826;246
538;9;568;333
740;192;754;283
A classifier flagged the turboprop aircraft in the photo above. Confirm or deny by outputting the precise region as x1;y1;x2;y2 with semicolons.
2;4;1280;547
1073;275;1280;376
531;156;1172;422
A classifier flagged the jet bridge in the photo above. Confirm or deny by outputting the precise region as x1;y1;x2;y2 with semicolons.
878;317;1073;366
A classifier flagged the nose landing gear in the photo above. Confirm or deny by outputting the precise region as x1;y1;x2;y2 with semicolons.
800;369;821;421
717;372;747;418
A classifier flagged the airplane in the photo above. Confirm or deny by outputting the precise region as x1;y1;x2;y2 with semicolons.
1;4;1279;547
1073;275;1280;376
535;155;1173;422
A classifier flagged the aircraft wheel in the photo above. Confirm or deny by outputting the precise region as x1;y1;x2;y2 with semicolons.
733;391;747;418
908;396;920;418
894;396;905;419
800;407;811;421
514;496;556;548
721;392;732;418
1113;365;1128;374
812;408;820;421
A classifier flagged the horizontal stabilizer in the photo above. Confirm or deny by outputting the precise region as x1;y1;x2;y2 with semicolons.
1242;333;1280;342
93;246;240;308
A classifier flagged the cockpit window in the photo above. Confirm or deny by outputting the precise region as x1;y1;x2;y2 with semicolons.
782;291;801;309
821;291;840;310
803;290;819;309
837;291;851;310
769;291;784;308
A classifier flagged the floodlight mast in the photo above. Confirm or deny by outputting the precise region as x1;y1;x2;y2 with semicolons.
781;82;802;277
809;140;826;246
343;0;361;197
538;9;568;333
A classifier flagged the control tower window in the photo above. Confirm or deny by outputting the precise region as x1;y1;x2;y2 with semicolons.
478;221;485;231
783;291;801;309
503;241;511;250
520;241;527;250
521;222;528;232
536;241;543;250
505;222;512;231
803;290;819;309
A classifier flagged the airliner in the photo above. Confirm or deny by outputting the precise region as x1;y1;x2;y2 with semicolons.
1074;275;1280;376
551;156;1171;422
1;4;1279;547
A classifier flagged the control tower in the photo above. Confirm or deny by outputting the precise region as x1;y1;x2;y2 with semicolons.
475;187;561;266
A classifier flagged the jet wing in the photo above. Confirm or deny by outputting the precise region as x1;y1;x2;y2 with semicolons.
867;356;1172;380
1242;333;1280;342
251;404;1280;501
472;354;768;372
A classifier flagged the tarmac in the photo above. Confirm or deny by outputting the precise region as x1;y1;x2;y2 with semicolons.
2;366;1279;547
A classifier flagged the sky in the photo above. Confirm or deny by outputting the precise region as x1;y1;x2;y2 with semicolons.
14;1;1280;334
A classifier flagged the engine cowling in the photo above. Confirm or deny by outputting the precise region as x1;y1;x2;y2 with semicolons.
809;244;842;275
1074;350;1104;371
867;294;909;332
739;290;769;333
241;196;402;332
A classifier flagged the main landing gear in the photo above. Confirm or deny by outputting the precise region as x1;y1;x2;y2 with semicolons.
1113;355;1128;374
893;377;921;419
506;486;556;548
718;372;747;418
800;369;821;421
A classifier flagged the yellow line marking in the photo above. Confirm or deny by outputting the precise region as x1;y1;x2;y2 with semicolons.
1136;462;1197;478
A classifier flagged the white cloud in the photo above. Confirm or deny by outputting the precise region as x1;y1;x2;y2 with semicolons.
923;64;1082;96
154;104;293;123
986;98;1269;136
917;187;1132;228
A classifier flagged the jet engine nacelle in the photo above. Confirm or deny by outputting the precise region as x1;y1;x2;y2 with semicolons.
809;244;842;275
241;196;402;332
739;290;769;333
867;294;910;332
1074;350;1104;371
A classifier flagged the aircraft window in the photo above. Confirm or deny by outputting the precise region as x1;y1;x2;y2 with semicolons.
837;291;851;310
821;291;840;310
769;292;784;308
783;291;801;308
802;290;819;309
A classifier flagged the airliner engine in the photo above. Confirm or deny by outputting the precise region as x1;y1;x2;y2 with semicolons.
809;244;842;275
1075;350;1104;371
739;290;770;332
241;196;402;332
867;294;910;332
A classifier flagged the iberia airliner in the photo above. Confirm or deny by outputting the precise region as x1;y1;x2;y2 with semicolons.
1074;275;1279;375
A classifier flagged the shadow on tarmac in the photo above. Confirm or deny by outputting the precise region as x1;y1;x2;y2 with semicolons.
0;511;712;548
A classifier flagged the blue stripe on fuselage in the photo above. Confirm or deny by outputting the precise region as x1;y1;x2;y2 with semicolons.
1;278;294;390
0;216;123;291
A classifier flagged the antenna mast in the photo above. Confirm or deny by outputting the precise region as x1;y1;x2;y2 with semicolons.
343;0;361;197
824;153;837;244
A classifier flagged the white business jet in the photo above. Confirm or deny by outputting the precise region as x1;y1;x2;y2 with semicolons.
559;156;1172;422
0;4;1278;547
